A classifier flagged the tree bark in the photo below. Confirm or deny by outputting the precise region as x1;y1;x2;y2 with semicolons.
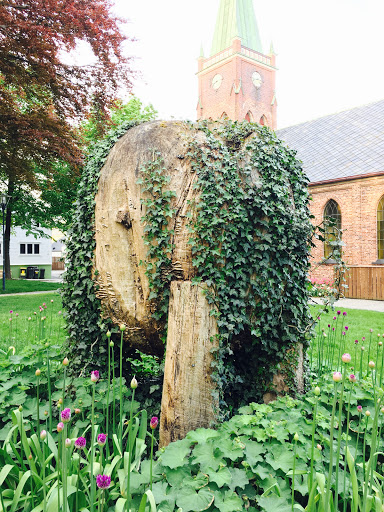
4;179;14;279
160;281;219;447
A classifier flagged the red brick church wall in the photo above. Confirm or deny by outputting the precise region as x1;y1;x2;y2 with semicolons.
309;175;384;287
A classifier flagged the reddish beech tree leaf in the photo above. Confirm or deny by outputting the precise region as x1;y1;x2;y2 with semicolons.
0;0;135;276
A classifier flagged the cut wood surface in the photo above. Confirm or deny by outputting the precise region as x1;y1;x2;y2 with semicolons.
160;281;219;447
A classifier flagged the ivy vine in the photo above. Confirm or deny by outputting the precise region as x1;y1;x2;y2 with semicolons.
61;119;141;373
137;152;176;325
184;120;313;414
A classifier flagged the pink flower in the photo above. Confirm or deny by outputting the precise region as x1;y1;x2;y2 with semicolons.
97;433;107;446
65;438;71;448
333;371;342;383
9;310;13;314
91;371;100;383
57;422;64;432
343;312;347;316
75;437;86;449
40;430;47;440
342;353;351;363
349;374;356;383
333;316;336;320
345;326;349;331
369;361;375;369
337;311;341;315
357;405;363;413
61;408;71;423
150;417;159;430
96;474;111;489
354;340;359;344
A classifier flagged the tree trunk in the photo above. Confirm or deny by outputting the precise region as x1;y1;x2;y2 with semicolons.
160;281;219;447
4;180;14;279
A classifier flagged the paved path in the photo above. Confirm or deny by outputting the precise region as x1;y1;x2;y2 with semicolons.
310;297;384;313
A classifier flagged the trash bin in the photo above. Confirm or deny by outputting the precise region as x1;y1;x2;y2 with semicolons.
33;268;39;279
39;268;45;279
20;267;27;279
26;266;36;279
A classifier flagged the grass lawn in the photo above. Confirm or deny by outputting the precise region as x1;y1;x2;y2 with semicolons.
310;305;384;374
0;291;65;352
0;279;62;294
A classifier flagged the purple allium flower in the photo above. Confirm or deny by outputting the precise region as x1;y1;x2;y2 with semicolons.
355;340;359;344
97;433;107;446
342;332;346;336
150;417;159;430
75;437;86;449
332;328;335;331
357;405;363;413
345;326;349;331
362;337;365;341
9;310;13;314
343;312;347;316
91;370;99;383
349;374;357;383
333;316;336;320
57;422;64;432
337;311;341;315
61;408;71;423
96;474;111;489
342;353;351;363
328;324;331;328
333;371;342;383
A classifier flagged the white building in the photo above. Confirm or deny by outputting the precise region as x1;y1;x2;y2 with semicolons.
1;226;52;279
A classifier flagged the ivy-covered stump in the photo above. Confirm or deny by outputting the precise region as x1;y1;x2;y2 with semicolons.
64;119;313;444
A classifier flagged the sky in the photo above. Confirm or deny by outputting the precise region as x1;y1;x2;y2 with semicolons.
106;0;384;129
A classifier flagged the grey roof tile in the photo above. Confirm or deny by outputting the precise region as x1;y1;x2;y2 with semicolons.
277;100;384;183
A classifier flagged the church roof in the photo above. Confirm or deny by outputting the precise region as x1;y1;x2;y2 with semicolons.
210;0;263;56
277;99;384;184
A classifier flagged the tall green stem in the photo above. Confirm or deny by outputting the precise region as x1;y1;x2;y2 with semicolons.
119;330;124;452
325;380;339;512
90;383;96;512
126;386;135;512
334;366;347;509
63;424;67;512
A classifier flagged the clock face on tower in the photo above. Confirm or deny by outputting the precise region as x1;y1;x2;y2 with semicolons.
252;71;262;88
212;74;223;90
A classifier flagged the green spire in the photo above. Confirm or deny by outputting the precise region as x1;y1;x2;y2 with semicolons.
210;0;263;56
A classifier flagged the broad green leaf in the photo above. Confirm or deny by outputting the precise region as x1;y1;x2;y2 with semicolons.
207;466;232;488
175;486;214;512
186;428;221;444
192;442;224;471
160;438;192;469
256;495;292;512
214;489;243;512
228;467;249;491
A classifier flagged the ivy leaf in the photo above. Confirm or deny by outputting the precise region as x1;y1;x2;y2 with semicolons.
175;486;214;512
214;489;243;512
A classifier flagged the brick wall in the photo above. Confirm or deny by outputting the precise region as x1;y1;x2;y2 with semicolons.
197;38;277;128
309;175;384;284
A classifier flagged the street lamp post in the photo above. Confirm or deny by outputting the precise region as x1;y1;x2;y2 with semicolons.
1;193;10;291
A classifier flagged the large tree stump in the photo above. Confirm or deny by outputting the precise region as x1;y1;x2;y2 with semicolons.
160;281;219;447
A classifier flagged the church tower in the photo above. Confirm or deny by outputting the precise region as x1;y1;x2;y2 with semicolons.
197;0;277;128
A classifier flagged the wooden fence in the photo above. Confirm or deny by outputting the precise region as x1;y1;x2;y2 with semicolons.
52;257;65;271
343;266;384;300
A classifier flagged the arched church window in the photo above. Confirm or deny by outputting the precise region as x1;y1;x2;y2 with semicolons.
323;199;342;259
259;115;267;126
245;111;253;122
221;112;228;119
377;195;384;260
